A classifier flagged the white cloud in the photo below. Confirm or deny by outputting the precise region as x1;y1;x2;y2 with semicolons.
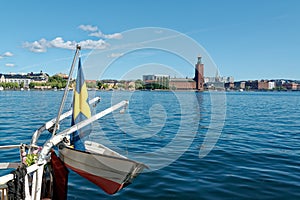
89;31;122;39
50;37;76;50
3;52;13;57
105;33;122;39
23;37;109;53
23;24;121;53
78;24;98;32
5;63;15;67
23;38;50;52
78;39;109;49
79;24;122;39
0;51;14;59
88;31;104;37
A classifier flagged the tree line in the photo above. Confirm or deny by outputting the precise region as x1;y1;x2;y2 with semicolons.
1;75;168;90
0;75;68;90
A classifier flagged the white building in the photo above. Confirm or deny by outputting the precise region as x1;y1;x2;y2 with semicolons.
0;74;5;82
0;72;49;88
2;74;32;87
143;74;170;82
204;76;234;83
268;81;275;90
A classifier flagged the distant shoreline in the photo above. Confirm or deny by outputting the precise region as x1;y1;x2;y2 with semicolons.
1;88;300;93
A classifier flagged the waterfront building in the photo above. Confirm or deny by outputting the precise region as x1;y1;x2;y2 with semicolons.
258;80;276;90
0;71;49;88
215;76;234;83
194;55;204;91
143;74;170;89
240;81;246;89
231;81;246;90
0;73;32;88
226;76;234;83
245;80;258;90
0;74;5;82
224;82;235;90
274;80;285;87
114;80;135;90
125;81;135;90
55;73;69;80
204;75;225;91
258;80;269;90
27;71;49;83
142;56;205;90
229;79;300;91
284;82;298;90
143;74;170;82
268;81;276;90
204;70;234;91
163;56;205;90
205;81;224;90
169;78;196;90
101;79;118;90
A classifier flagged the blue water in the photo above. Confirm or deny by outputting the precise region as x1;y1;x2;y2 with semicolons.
0;90;300;199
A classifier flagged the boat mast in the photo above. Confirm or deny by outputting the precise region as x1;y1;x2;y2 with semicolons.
51;44;81;136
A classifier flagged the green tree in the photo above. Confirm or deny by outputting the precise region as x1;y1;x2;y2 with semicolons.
29;82;35;89
117;83;125;89
97;81;103;89
19;82;24;88
48;75;67;89
57;82;63;89
102;83;109;90
135;79;144;90
86;81;97;88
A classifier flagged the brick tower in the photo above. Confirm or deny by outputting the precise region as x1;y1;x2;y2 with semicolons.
194;55;204;91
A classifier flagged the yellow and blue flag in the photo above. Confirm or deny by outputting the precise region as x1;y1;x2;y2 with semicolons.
71;58;92;150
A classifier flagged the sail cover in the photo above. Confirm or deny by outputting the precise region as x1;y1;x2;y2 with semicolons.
70;58;92;150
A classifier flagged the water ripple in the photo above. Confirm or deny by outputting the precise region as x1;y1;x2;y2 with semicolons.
0;91;300;199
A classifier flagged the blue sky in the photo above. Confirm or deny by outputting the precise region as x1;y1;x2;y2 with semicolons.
0;0;299;81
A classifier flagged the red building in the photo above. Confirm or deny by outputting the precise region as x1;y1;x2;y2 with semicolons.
194;55;204;91
169;56;204;90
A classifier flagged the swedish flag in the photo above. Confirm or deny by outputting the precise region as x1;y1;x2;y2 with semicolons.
71;58;92;150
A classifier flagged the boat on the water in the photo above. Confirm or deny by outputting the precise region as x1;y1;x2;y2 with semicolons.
0;45;147;199
59;141;146;195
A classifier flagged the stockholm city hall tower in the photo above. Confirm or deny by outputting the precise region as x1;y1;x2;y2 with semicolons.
194;55;204;91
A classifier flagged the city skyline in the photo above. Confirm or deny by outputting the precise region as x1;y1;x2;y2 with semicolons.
1;70;299;84
0;1;299;81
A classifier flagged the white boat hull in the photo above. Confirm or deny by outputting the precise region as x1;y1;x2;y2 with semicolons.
59;143;146;194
